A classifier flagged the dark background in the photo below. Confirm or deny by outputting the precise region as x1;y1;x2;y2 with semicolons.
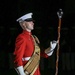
0;0;75;75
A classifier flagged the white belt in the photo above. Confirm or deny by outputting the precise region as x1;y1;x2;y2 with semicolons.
22;57;31;61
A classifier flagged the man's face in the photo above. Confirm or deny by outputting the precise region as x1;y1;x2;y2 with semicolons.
23;21;34;31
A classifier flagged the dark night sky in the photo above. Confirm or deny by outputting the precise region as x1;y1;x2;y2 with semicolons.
0;0;75;28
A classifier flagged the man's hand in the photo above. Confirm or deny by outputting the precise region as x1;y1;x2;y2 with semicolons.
50;40;58;50
45;40;58;56
15;66;26;75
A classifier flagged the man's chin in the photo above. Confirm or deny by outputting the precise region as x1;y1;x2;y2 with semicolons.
32;28;34;30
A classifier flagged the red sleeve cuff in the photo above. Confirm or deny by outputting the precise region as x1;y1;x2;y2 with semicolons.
40;51;48;58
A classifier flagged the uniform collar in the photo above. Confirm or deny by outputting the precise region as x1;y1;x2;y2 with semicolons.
23;30;32;36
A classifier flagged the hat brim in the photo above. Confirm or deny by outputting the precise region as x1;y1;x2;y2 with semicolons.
25;18;34;22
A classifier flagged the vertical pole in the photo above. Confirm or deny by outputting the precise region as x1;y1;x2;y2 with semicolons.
55;9;63;75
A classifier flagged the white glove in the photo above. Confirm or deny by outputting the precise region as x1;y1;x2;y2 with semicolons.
46;49;54;56
45;40;58;56
15;66;26;75
50;40;58;50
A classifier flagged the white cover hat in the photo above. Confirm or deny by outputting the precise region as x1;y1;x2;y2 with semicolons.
16;13;33;22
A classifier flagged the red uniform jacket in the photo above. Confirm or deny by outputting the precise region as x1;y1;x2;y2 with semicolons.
13;30;48;75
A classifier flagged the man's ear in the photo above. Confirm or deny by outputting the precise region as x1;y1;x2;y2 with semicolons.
19;22;25;30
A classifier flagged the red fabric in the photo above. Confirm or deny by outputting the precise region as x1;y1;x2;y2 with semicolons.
41;51;48;58
13;30;48;75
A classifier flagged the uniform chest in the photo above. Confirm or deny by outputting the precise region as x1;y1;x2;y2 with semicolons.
24;36;34;56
